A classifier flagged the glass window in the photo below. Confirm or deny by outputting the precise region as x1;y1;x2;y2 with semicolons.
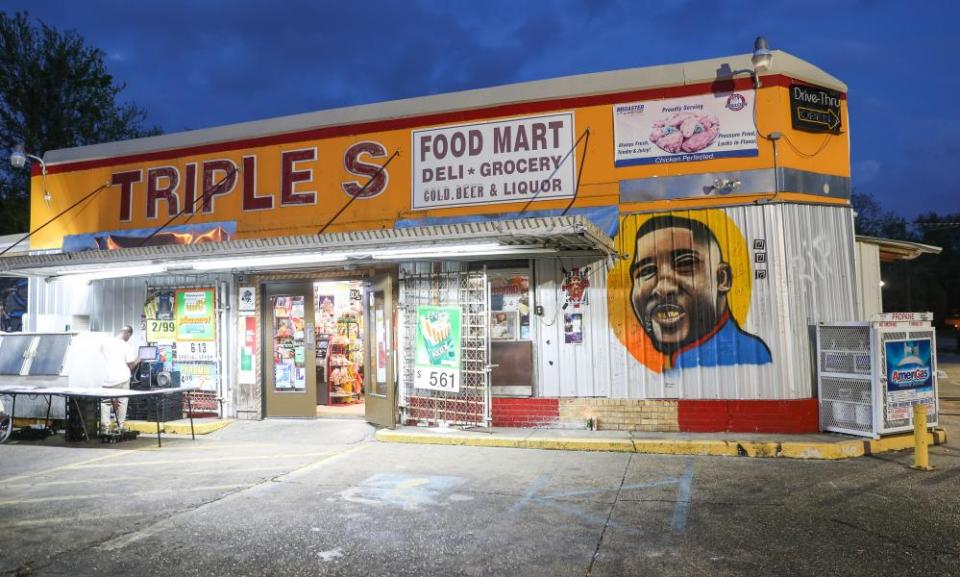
488;267;531;341
272;295;306;392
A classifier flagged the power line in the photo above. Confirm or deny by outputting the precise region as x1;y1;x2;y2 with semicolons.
0;181;111;257
518;129;589;216
318;150;399;236
561;129;591;217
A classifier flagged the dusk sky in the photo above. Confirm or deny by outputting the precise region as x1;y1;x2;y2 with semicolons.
2;0;957;218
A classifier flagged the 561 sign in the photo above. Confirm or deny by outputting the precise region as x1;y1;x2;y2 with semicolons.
413;305;462;393
414;368;458;392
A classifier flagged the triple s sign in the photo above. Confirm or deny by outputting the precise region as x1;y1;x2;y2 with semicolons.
108;141;393;221
104;112;577;221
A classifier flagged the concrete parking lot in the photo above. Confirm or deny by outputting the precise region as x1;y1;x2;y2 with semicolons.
1;413;958;577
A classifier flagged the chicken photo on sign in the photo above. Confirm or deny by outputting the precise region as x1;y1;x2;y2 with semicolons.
649;112;720;154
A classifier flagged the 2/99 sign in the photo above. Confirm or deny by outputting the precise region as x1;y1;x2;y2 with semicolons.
146;319;176;343
414;368;460;393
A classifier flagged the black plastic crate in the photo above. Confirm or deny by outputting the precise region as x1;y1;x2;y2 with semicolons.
128;393;183;422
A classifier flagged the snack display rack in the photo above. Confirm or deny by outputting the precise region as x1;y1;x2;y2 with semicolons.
326;315;364;404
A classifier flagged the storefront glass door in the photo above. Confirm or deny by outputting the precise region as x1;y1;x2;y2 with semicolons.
364;273;395;428
263;281;316;418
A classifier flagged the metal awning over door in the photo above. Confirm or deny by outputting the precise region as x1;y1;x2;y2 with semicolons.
0;216;616;281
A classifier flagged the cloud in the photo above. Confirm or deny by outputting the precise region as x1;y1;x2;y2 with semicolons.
853;159;881;184
3;0;959;217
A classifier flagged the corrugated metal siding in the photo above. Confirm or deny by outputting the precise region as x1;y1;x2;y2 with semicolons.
534;258;611;398
27;273;236;415
780;204;859;397
26;278;95;332
856;241;882;320
532;203;858;400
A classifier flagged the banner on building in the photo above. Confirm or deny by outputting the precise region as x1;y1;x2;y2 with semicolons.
614;91;758;167
413;305;462;392
884;338;936;423
412;112;576;210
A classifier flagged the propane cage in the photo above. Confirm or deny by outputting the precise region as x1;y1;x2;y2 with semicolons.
817;314;939;438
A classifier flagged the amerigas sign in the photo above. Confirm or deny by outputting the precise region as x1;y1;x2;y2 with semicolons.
411;112;576;210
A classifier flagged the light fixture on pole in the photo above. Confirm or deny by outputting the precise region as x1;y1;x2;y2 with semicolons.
750;36;773;88
9;144;51;203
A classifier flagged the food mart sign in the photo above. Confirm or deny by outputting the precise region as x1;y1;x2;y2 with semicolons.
412;112;577;209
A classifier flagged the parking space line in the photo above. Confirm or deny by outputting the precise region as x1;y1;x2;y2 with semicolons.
67;451;336;469
180;465;291;475
0;450;137;485
9;513;145;528
96;443;372;551
134;442;286;452
0;484;251;506
671;458;695;535
2;476;146;490
1;466;292;491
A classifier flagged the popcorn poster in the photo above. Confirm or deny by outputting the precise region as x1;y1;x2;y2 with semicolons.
613;90;758;167
414;305;462;392
415;306;462;369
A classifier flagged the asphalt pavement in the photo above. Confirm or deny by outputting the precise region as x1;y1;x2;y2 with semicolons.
1;414;958;577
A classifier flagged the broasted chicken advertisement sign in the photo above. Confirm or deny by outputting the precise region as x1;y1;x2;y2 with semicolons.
613;90;758;167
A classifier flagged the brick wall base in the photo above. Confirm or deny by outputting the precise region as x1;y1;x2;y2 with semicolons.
491;398;559;427
559;399;679;431
420;397;819;434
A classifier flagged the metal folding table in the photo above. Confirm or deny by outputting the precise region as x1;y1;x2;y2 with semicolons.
0;385;201;447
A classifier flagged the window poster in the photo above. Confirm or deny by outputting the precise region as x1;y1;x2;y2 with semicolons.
238;286;256;313
238;315;257;385
175;360;217;390
144;290;177;343
414;305;462;393
564;313;583;344
176;288;216;341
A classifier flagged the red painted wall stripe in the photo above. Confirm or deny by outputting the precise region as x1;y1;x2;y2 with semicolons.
36;74;841;176
678;399;819;434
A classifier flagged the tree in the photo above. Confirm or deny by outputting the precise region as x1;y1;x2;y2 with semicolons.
0;11;160;234
850;191;911;240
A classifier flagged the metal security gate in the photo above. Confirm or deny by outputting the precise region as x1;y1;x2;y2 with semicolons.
399;269;490;427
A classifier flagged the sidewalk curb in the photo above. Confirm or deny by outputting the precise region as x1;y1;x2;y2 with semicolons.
375;428;948;460
125;419;233;436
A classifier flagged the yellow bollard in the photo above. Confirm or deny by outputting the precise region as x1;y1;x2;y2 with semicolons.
912;403;932;471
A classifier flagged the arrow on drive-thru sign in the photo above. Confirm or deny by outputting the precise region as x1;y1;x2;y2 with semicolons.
797;107;841;131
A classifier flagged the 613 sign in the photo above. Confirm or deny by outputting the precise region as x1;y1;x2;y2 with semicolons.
176;341;216;362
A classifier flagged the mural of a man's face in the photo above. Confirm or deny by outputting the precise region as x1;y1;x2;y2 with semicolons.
630;221;732;353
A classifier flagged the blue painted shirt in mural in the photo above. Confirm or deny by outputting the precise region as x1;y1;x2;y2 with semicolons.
668;312;772;371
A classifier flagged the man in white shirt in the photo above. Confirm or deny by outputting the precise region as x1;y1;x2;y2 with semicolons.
101;325;138;432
